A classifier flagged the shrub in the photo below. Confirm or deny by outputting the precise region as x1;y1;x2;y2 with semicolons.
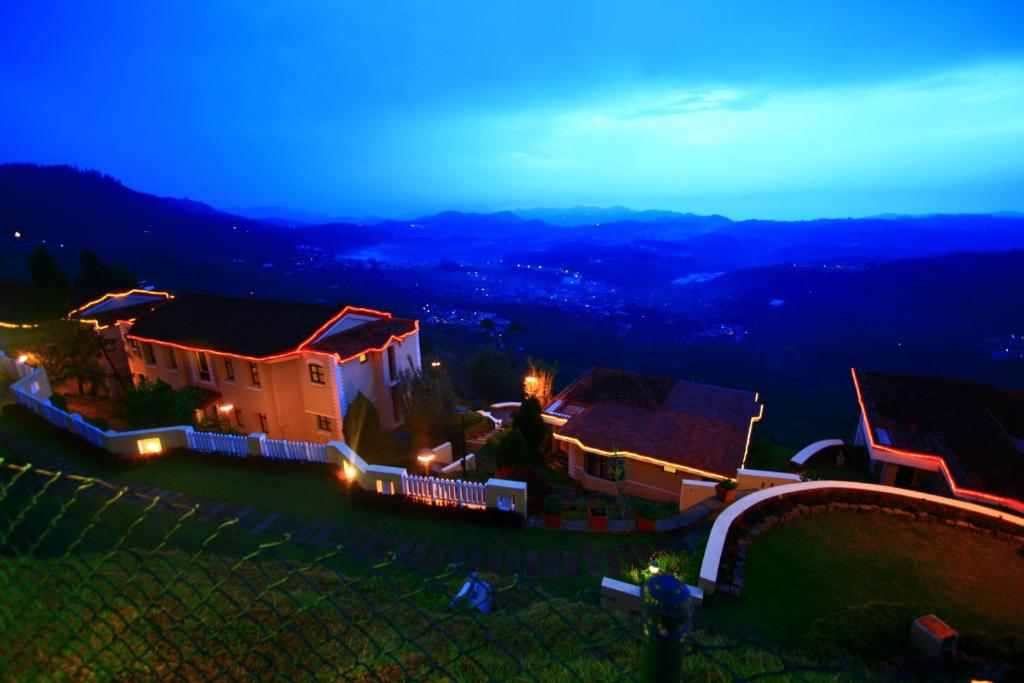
543;494;564;515
512;397;549;462
344;392;384;456
494;465;551;515
49;393;68;411
86;416;110;431
119;379;201;430
496;429;530;469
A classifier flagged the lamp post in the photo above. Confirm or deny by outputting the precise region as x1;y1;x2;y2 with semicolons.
457;405;470;478
416;450;435;477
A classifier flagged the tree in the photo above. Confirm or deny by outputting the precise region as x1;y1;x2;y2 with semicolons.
465;346;518;402
495;428;530;469
76;249;137;293
512;396;549;463
399;369;459;448
119;379;202;430
479;318;495;332
27;245;70;317
344;392;384;456
14;320;107;395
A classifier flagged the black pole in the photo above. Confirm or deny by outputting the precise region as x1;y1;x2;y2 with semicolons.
641;573;692;682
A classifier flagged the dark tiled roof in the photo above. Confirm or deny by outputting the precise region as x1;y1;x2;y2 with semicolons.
309;318;418;360
855;370;1024;502
552;367;761;476
127;293;339;358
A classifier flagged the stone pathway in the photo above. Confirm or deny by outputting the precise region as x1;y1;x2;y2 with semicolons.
0;421;708;583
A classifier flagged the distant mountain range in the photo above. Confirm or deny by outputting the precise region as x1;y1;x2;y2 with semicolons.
4;163;1024;274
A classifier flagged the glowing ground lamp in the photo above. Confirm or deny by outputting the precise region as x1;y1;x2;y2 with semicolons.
342;462;357;481
417;449;435;476
136;437;163;456
649;560;660;576
16;354;29;364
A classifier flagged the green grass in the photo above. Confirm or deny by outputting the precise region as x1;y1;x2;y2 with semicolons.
0;469;856;682
0;407;654;556
701;510;1024;661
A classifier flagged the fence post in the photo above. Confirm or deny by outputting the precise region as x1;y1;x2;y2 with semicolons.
641;573;693;682
247;432;267;457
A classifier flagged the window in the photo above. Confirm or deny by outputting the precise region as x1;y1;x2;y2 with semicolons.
129;338;140;351
387;345;397;381
584;453;615;480
316;414;332;432
142;343;156;365
257;413;269;433
249;361;261;387
358;353;367;363
223;358;235;381
235;408;243;427
308;363;325;384
163;346;177;369
194;351;211;382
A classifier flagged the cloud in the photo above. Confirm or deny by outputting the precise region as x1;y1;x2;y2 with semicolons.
624;89;768;119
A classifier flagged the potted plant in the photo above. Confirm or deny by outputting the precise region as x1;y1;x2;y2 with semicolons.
588;505;608;531
716;479;738;503
543;494;564;529
634;501;657;532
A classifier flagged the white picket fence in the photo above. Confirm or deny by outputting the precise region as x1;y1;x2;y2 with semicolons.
15;390;107;449
187;430;249;457
402;473;487;508
264;438;328;463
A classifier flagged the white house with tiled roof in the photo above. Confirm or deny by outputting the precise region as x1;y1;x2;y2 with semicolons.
117;292;420;443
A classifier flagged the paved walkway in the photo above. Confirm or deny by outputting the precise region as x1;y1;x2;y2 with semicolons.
0;422;709;581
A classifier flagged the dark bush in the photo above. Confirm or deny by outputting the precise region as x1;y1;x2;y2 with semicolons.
49;393;68;411
346;484;524;528
495;464;550;514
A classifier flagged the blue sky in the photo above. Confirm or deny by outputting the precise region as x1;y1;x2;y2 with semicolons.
1;1;1023;219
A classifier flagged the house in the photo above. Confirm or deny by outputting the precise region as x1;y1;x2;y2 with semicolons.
852;368;1024;514
67;288;174;396
120;292;420;443
543;367;763;502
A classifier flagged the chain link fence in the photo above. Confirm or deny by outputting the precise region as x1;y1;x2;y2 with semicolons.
0;460;862;681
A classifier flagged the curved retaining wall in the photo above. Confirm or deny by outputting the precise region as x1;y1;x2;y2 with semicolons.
698;481;1024;595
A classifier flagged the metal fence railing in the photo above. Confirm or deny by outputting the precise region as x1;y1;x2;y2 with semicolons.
187;430;250;456
0;460;862;682
403;473;487;508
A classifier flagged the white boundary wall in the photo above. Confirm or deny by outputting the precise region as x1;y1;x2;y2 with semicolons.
698;480;1024;595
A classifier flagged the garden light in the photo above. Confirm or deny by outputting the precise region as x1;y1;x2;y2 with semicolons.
416;450;435;476
16;354;29;364
218;404;234;413
649;560;660;575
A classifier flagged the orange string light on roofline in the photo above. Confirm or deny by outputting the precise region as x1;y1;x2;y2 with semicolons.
851;368;1024;514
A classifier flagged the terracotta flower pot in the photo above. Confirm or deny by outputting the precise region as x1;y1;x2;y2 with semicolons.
716;486;736;503
543;513;562;529
635;516;655;532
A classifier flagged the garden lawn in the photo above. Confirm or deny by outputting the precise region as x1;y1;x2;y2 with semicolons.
701;510;1024;658
0;408;653;556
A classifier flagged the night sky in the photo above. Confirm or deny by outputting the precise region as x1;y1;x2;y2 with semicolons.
2;2;1023;219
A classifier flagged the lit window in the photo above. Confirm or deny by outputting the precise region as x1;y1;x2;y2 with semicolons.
249;361;261;387
309;363;325;384
223;358;235;381
358;353;368;363
163;346;177;369
194;351;211;382
316;414;332;432
137;437;162;455
142;343;156;365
